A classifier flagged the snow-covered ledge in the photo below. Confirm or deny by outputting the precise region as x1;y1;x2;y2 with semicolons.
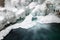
37;14;60;23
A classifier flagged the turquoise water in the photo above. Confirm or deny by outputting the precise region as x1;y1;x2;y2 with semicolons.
3;23;60;40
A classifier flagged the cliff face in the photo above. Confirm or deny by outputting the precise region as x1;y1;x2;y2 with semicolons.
0;0;5;7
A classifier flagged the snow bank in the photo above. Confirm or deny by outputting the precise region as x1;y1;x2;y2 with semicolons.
28;2;38;10
5;7;18;13
15;8;26;19
30;3;46;16
0;11;7;30
0;25;12;40
0;16;7;30
33;0;45;4
0;0;60;40
0;14;35;40
5;10;16;23
38;14;60;23
20;0;32;7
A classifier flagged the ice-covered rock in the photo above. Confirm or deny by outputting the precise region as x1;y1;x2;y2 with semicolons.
0;9;7;29
5;0;20;9
15;7;30;19
0;25;12;40
5;7;18;13
55;4;60;11
33;0;46;4
53;0;60;5
30;2;47;16
5;0;12;8
19;15;36;29
0;14;36;40
38;0;46;4
0;7;5;12
20;0;32;7
45;1;56;14
0;7;17;24
10;0;20;8
15;8;26;19
38;13;60;23
0;15;7;30
0;0;60;40
5;0;18;12
5;10;16;24
28;2;38;10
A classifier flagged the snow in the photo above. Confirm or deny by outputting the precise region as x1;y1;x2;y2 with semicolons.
0;26;12;40
0;16;5;21
38;0;46;4
33;0;46;4
0;16;5;30
30;2;46;16
1;13;60;40
0;12;7;30
5;11;16;23
28;2;38;10
0;11;60;40
20;0;32;7
15;8;26;19
0;14;36;40
37;14;60;23
0;7;5;11
0;0;60;40
5;7;18;12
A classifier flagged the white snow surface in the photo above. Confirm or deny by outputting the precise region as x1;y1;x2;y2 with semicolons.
0;12;60;40
0;0;60;40
37;14;60;23
28;2;38;10
15;8;25;19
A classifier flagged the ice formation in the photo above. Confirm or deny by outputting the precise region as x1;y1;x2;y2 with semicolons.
0;0;60;40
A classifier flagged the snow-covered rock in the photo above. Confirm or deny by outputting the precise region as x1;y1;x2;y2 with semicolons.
0;0;60;40
15;7;30;19
30;2;47;16
20;0;32;7
0;7;6;12
0;7;17;24
0;9;7;27
5;0;12;8
5;10;16;24
8;14;36;29
10;0;20;8
0;25;12;40
28;2;38;10
38;0;46;4
33;0;46;4
19;15;36;29
45;1;56;14
15;8;26;19
53;0;60;5
5;7;18;13
38;14;60;23
0;15;7;30
0;14;35;40
55;4;60;11
5;0;20;9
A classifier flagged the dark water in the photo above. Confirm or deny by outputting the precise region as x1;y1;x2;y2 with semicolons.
3;23;60;40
